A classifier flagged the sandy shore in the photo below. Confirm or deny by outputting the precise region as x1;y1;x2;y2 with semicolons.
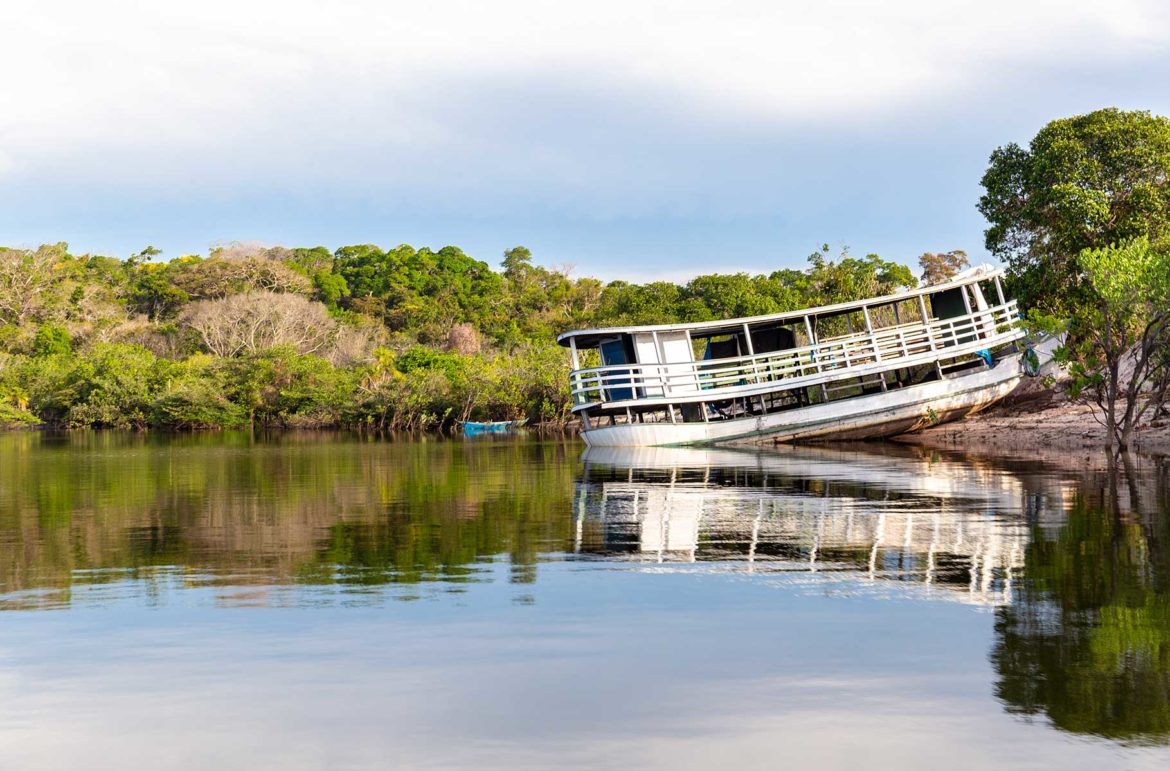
896;379;1170;456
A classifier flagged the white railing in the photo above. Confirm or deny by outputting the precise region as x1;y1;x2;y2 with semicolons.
569;301;1021;408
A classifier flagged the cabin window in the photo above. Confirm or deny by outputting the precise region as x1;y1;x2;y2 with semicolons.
929;287;978;346
750;326;796;354
702;335;742;360
928;288;966;320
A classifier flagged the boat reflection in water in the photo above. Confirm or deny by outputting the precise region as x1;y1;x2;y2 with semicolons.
573;444;1048;605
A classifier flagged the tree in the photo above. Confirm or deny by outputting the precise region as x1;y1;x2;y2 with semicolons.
502;246;534;283
32;325;72;356
0;243;69;326
803;247;915;303
313;271;349;310
1059;238;1170;449
447;322;482;355
979;108;1170;314
596;281;683;325
129;266;190;320
1;234;929;428
918;250;969;285
168;253;313;301
179;291;338;357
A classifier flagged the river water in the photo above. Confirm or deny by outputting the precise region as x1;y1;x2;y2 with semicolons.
1;432;1168;769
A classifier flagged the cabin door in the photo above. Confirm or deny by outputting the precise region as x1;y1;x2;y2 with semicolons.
658;332;698;397
599;338;634;402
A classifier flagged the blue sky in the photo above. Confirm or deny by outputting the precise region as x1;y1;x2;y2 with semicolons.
2;0;1169;281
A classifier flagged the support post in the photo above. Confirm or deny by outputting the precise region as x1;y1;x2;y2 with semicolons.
862;305;883;364
569;337;581;404
862;306;887;390
804;315;828;401
742;322;758;383
993;276;1020;351
918;294;935;351
686;329;702;392
960;284;976;341
651;330;664;396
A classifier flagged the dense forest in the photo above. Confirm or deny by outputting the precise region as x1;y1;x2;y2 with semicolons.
0;239;916;430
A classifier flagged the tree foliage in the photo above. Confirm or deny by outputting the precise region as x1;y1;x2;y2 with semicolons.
0;238;919;430
979;108;1170;315
918;250;970;285
1053;238;1170;449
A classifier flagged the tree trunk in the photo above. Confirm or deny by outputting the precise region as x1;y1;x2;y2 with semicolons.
1120;414;1135;451
1106;360;1121;448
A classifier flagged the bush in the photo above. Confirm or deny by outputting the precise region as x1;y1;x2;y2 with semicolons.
32;325;72;356
150;357;249;429
220;346;356;427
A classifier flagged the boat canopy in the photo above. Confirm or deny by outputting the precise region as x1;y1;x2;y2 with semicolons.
557;265;1005;349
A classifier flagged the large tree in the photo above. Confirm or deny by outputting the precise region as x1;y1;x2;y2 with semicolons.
978;108;1170;314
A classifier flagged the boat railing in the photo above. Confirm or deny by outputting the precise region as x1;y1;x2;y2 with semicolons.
569;301;1021;408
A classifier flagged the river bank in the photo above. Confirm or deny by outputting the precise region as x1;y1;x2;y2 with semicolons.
896;380;1170;456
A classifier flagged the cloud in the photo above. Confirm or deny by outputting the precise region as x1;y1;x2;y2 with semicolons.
1;1;1169;265
5;1;1168;166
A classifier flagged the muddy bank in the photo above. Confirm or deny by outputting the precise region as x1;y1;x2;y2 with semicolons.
895;379;1170;457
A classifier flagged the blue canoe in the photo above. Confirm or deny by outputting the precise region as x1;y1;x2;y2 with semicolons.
462;419;527;434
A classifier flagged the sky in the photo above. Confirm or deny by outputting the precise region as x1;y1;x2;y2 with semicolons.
1;1;1169;281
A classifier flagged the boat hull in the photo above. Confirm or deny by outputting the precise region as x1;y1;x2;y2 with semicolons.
580;347;1038;448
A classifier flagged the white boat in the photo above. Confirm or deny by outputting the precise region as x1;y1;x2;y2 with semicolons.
558;266;1055;447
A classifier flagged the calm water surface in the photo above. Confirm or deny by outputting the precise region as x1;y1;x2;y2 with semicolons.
1;432;1169;769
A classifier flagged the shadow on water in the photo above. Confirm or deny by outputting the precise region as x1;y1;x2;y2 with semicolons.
2;430;1169;747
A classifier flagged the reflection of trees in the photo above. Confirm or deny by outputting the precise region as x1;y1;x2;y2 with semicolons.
992;457;1170;743
0;432;577;606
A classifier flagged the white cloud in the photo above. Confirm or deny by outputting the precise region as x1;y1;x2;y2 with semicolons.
2;1;1167;168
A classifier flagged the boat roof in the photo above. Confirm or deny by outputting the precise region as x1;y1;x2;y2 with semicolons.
558;265;1003;347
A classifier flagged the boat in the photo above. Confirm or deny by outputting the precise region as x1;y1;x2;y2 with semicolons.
461;419;527;434
557;265;1056;447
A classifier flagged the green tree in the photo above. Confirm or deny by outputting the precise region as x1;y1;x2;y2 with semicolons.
32;325;72;356
502;246;534;284
129;265;190;320
1057;238;1170;449
313;271;349;310
979;108;1170;314
804;246;915;304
